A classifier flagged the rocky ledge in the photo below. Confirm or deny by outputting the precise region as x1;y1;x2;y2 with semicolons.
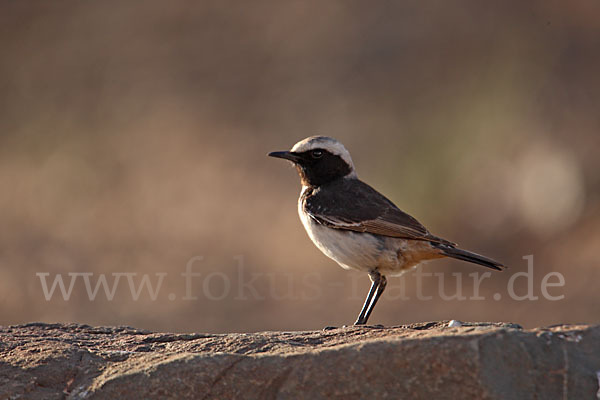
1;321;599;399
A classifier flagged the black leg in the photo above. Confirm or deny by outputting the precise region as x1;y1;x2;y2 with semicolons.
362;275;387;324
354;271;386;325
354;277;379;325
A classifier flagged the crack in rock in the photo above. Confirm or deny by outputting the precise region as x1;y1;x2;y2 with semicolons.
201;357;245;400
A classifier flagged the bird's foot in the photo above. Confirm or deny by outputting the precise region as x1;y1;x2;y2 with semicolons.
353;323;385;329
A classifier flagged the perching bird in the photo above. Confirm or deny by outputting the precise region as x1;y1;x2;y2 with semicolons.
268;136;504;325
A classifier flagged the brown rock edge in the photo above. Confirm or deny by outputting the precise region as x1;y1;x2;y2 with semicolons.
0;321;599;399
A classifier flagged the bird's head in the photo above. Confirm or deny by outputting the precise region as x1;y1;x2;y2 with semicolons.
268;136;356;187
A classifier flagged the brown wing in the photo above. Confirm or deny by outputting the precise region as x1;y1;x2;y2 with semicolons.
304;179;455;246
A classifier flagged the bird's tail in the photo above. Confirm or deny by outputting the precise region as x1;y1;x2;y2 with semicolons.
432;244;505;271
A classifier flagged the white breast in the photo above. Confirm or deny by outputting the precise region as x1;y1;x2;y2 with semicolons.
297;188;404;274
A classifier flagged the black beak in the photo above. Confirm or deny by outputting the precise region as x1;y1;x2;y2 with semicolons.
268;151;302;163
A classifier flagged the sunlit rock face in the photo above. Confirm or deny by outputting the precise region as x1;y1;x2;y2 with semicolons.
2;322;599;399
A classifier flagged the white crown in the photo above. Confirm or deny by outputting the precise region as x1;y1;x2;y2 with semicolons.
291;136;356;176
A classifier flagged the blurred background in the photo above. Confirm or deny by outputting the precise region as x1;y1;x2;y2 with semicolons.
1;0;599;333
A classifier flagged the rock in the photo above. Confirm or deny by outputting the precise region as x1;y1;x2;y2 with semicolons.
0;322;598;399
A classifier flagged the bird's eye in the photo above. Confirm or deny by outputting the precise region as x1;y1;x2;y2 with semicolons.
311;150;323;159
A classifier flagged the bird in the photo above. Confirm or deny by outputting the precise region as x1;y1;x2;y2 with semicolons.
268;136;505;326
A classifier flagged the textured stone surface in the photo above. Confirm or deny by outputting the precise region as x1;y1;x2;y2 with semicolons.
1;322;599;399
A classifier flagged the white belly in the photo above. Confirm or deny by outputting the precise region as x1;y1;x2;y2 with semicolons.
297;190;439;276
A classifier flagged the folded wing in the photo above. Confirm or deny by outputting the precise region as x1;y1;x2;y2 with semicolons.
303;179;455;246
